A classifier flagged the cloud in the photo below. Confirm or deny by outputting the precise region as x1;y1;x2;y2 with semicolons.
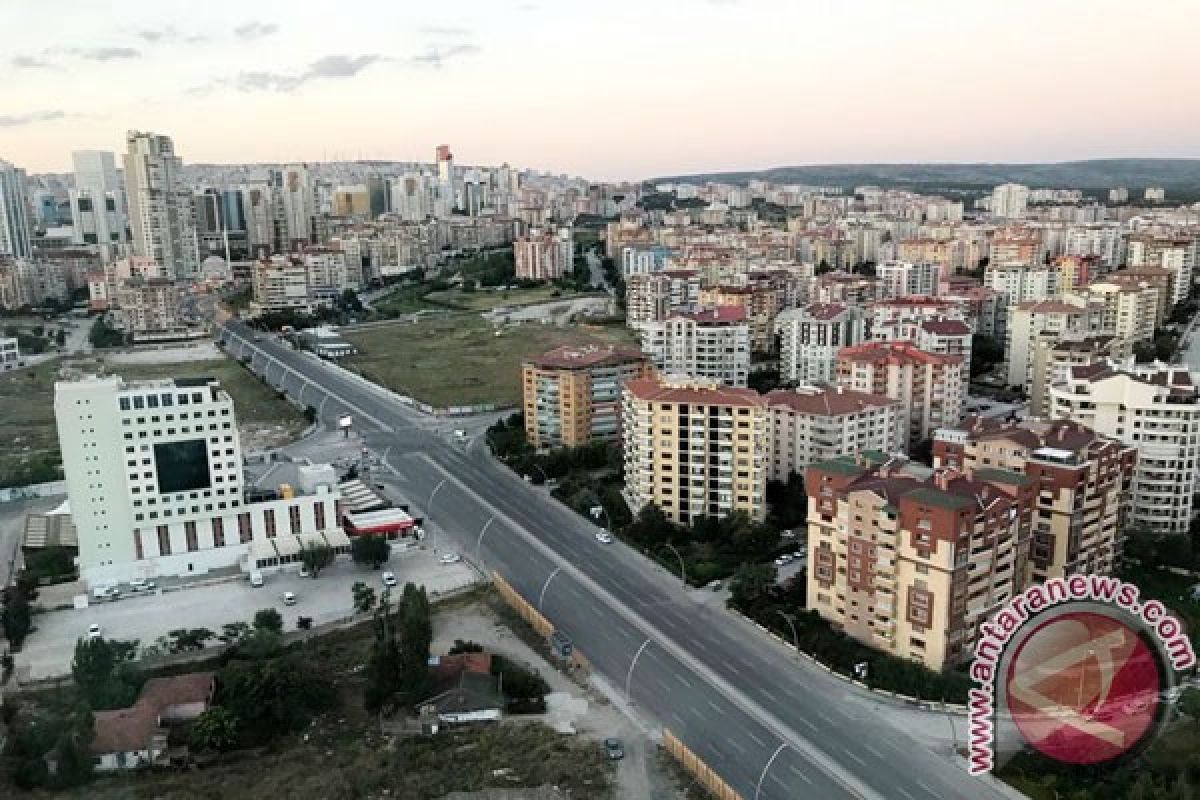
420;25;471;36
69;47;141;61
193;53;384;95
10;55;53;69
136;26;209;45
410;44;480;68
234;22;280;41
0;110;70;128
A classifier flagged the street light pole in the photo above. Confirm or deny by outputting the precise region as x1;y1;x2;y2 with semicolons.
776;610;799;650
754;743;788;800
663;543;686;586
626;638;652;702
475;515;496;572
427;478;448;552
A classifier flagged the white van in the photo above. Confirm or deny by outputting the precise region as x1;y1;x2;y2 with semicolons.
250;570;265;587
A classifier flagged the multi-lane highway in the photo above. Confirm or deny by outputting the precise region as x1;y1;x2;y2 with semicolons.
219;319;1021;800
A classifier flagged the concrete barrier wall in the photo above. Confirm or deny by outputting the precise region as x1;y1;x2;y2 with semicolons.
663;728;744;800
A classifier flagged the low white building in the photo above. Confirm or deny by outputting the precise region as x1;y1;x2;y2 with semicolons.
0;336;18;370
55;374;344;587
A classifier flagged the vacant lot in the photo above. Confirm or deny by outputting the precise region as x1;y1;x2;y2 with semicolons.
426;285;598;312
343;316;639;408
0;355;307;486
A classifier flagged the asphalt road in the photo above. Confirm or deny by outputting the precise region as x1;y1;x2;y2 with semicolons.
218;320;1019;800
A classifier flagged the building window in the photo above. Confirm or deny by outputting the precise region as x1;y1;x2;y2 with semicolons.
133;529;144;560
238;512;252;543
289;505;302;535
315;503;326;530
212;517;225;548
185;521;198;552
265;509;276;538
157;525;171;556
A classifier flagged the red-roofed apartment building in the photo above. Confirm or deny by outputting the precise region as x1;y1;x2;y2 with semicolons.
836;342;966;452
765;385;902;481
622;375;768;524
522;345;653;450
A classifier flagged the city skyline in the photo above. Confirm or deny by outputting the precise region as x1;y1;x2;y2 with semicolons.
4;0;1200;180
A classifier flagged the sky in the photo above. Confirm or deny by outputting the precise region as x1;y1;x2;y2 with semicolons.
3;0;1199;181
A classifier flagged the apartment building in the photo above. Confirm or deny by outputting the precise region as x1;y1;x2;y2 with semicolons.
55;375;345;587
1028;332;1129;417
985;263;1057;316
1052;255;1096;294
876;260;941;299
625;270;703;328
1064;224;1123;269
622;375;768;525
991;183;1030;219
521;345;653;449
1072;281;1159;344
1005;299;1106;389
0;160;33;259
697;284;782;353
806;455;1029;669
866;296;969;343
123;132;198;279
814;271;879;305
251;255;311;314
836;342;965;452
1126;234;1194;306
1049;360;1200;534
766;385;902;481
514;226;573;281
1108;266;1175;323
111;278;181;334
933;417;1136;582
915;319;973;357
775;303;865;385
896;239;964;273
621;244;672;278
640;306;751;387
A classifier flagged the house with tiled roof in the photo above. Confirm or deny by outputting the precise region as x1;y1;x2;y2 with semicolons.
91;672;215;771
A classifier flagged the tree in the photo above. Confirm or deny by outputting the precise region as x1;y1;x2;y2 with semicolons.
218;653;332;743
2;586;33;650
1179;688;1200;728
218;621;252;645
71;637;140;710
190;706;239;752
1133;339;1158;363
166;628;215;653
351;534;391;569
969;334;1005;377
398;583;433;701
300;543;335;577
253;608;284;635
340;288;364;313
729;562;777;610
364;591;403;711
352;581;377;614
52;707;95;788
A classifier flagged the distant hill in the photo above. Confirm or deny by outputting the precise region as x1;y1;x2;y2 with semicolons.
657;159;1200;193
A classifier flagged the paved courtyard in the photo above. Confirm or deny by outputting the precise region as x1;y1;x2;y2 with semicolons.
16;543;479;680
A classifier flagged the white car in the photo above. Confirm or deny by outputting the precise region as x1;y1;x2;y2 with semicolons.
382;571;397;587
595;532;614;544
439;553;462;565
129;578;155;593
774;554;793;566
282;591;297;606
87;623;102;639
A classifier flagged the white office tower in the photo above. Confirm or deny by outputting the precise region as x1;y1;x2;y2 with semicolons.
55;374;344;587
990;183;1030;219
280;164;314;248
70;150;128;262
390;173;429;221
0;160;33;258
123;132;198;279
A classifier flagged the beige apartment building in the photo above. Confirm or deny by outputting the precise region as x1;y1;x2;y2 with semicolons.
806;455;1029;669
765;385;902;481
622;375;768;525
514;226;573;281
111;277;181;334
1028;332;1129;417
1005;299;1106;389
697;284;782;353
625;270;702;328
836;342;965;452
933;417;1136;583
521;345;653;450
1071;281;1160;343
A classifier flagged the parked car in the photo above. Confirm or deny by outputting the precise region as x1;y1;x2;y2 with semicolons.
439;553;462;565
774;554;793;566
282;591;297;606
605;738;624;760
780;529;796;539
382;571;397;587
299;565;311;578
250;570;265;587
92;585;120;601
128;578;155;593
87;623;102;639
595;532;614;544
707;580;723;592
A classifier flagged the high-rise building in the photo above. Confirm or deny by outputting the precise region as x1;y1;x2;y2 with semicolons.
1027;332;1129;417
640;307;751;387
123;132;198;279
1005;299;1107;388
0;159;33;259
836;342;966;452
55;374;344;587
775;303;865;385
522;345;653;450
625;270;703;328
876;260;941;299
70;150;127;261
1050;360;1200;534
279;164;314;248
933;417;1136;583
990;183;1030;219
622;375;768;525
765;385;902;481
513;226;573;281
806;454;1030;669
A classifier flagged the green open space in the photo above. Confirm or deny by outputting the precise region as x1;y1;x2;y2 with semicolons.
342;315;638;408
0;356;308;488
425;284;600;312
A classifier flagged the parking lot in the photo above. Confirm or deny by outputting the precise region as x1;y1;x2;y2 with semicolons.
16;544;479;680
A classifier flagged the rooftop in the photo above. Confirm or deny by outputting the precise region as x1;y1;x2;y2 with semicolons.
837;341;962;366
766;384;899;416
625;376;763;408
671;305;748;323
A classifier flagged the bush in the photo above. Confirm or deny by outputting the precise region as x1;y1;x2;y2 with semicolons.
493;655;549;713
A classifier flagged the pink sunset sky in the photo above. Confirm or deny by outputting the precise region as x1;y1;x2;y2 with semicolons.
3;0;1198;180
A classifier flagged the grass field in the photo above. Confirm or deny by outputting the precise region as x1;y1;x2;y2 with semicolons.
425;285;597;312
0;355;307;486
342;316;639;408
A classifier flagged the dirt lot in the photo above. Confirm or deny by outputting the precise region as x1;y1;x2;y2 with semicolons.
342;317;638;408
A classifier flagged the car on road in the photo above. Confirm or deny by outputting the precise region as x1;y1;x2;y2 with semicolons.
792;551;805;561
604;738;624;760
92;585;120;601
595;532;614;544
128;578;155;593
774;554;793;566
87;623;102;639
439;553;462;565
382;571;397;587
282;591;297;606
250;570;265;587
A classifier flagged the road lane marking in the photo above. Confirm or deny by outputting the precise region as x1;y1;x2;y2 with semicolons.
844;751;866;767
816;711;834;724
746;729;766;748
797;717;818;732
707;700;723;714
760;687;779;702
916;780;941;799
675;673;694;689
897;789;917;800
